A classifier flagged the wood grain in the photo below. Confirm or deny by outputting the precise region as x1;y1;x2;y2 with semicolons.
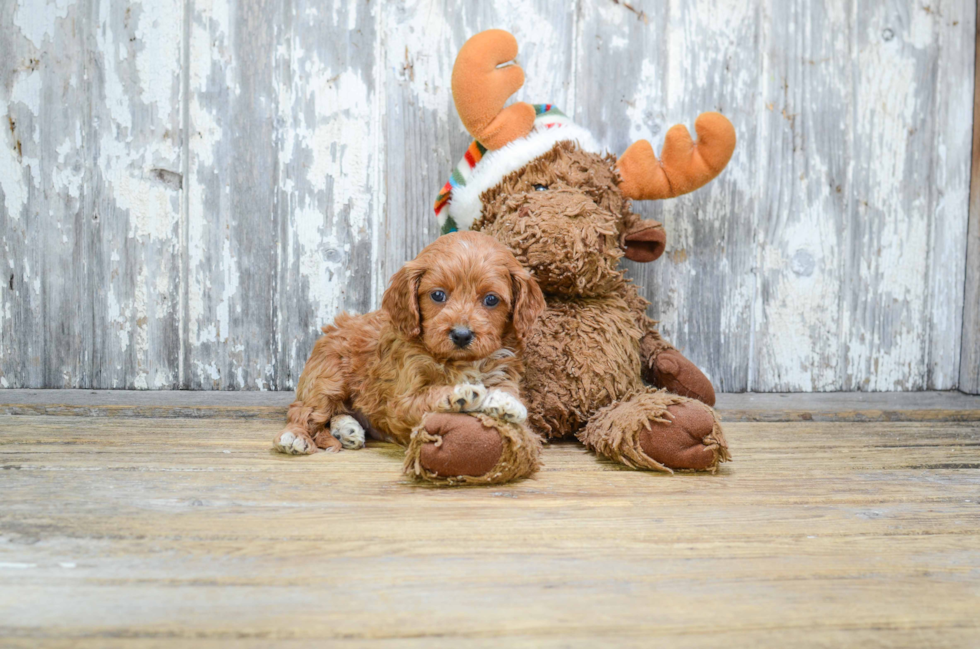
183;0;282;389
0;0;184;389
576;0;761;394
4;389;980;422
753;0;848;392
380;1;577;297
0;0;977;392
0;413;978;646
962;0;980;394
273;0;384;391
843;1;974;391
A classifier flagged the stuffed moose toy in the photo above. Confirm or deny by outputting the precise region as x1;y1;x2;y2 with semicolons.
429;29;736;476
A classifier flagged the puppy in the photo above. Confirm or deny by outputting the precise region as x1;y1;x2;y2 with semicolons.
274;231;545;455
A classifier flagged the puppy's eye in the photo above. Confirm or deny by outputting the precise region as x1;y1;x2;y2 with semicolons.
532;184;549;192
430;290;447;303
483;294;500;308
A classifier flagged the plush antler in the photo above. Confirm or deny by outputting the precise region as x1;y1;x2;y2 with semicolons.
452;30;536;150
617;112;736;200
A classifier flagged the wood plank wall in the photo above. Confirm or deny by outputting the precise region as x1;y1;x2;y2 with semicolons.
962;0;980;394
0;0;977;392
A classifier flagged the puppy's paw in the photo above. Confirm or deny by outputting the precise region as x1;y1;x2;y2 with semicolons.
478;389;528;424
447;383;487;412
274;430;317;455
330;414;365;450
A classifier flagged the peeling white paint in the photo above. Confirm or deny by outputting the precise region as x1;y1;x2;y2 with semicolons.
13;0;71;48
134;0;181;124
195;360;221;382
303;70;374;233
95;0;133;134
51;137;83;200
907;4;936;49
291;209;347;327
107;286;132;354
0;114;28;220
187;0;233;358
624;60;661;144
845;9;932;391
274;9;382;354
153;369;171;388
0;68;44;221
1;0;975;392
121;173;178;241
216;236;238;342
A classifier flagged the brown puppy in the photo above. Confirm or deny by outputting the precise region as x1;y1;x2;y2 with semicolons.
274;231;545;467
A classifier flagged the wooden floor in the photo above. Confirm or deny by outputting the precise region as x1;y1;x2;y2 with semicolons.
1;393;979;647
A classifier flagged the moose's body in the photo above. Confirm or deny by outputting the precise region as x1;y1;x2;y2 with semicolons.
522;295;643;438
468;140;729;471
438;29;736;473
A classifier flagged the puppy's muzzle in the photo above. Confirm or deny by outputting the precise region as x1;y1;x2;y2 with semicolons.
449;326;474;348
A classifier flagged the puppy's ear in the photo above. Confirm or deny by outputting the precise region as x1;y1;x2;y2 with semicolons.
509;264;546;342
382;263;424;338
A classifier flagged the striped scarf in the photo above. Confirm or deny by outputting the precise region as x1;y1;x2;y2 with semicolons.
435;104;572;234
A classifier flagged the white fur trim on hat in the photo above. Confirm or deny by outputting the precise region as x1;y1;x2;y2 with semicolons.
447;122;600;230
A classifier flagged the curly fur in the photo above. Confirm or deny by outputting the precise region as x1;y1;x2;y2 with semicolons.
580;389;731;474
471;141;731;472
404;411;543;486
276;232;545;473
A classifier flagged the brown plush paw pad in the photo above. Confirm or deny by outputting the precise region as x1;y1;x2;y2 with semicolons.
652;350;716;407
638;402;717;471
418;413;503;478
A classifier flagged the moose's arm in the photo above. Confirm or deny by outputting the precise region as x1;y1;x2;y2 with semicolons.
619;282;717;407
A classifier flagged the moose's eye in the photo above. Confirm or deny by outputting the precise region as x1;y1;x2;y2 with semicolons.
483;294;500;308
430;290;447;303
532;184;549;191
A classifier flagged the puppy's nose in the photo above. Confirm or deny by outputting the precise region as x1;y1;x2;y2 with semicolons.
449;326;474;348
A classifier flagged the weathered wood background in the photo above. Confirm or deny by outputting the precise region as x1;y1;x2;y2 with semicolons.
0;0;977;392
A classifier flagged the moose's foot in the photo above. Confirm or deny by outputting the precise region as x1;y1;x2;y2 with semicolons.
637;400;729;471
579;389;730;473
404;412;542;486
644;346;716;407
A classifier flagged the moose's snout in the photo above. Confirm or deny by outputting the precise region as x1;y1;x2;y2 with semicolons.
623;219;667;263
449;326;474;348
